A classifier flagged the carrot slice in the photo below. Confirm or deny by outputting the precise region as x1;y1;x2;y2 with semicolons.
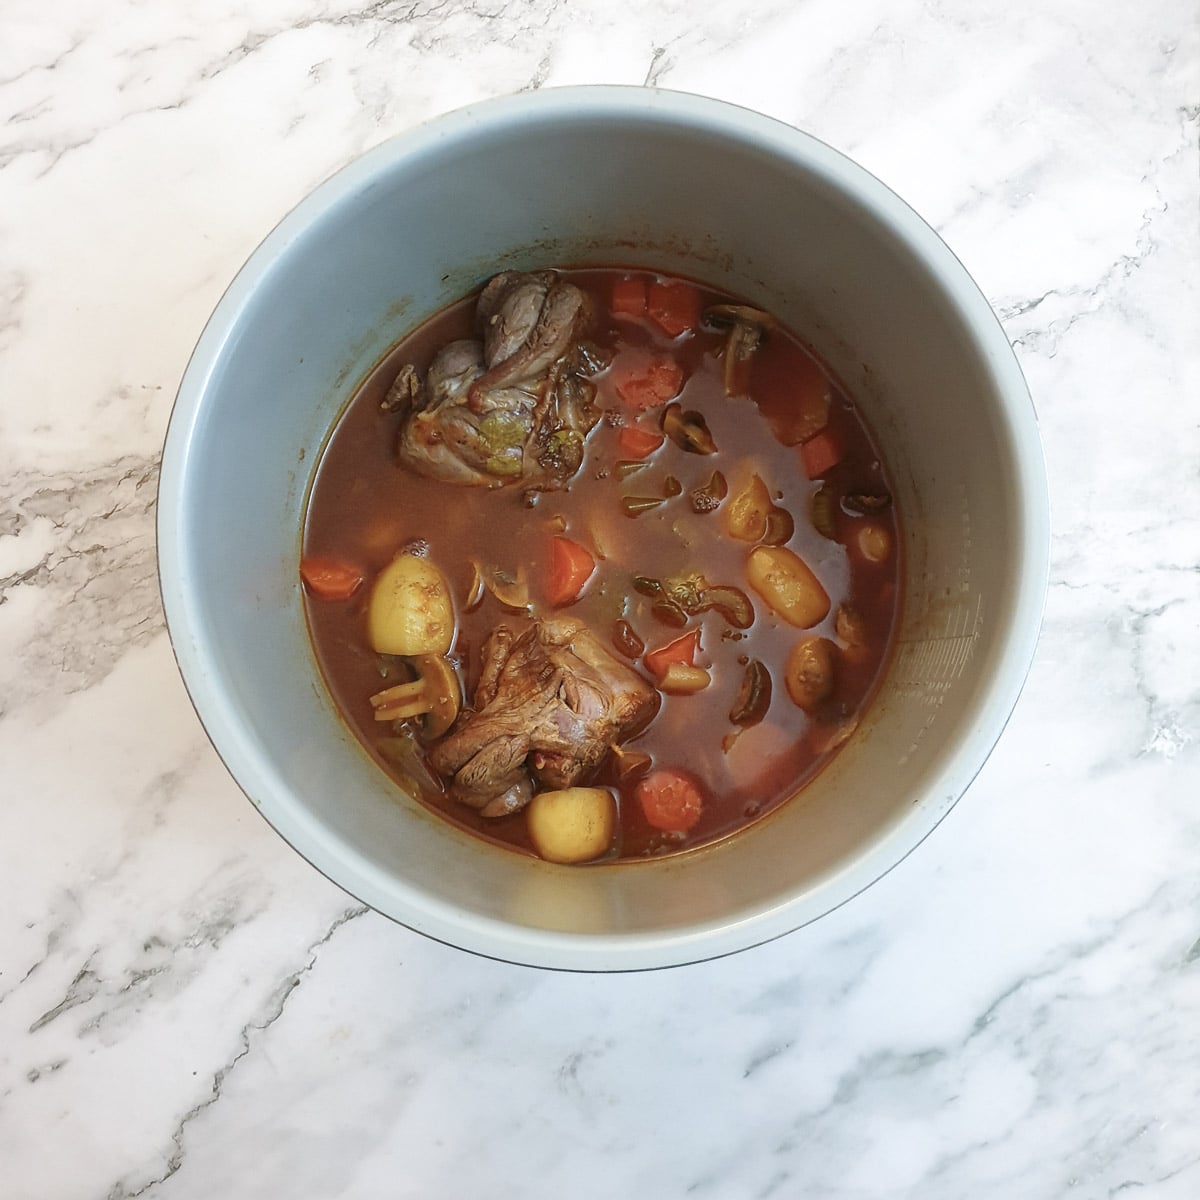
800;431;841;479
300;556;364;601
613;352;684;410
546;536;596;607
611;276;648;319
636;769;704;832
617;426;666;460
644;628;701;679
647;280;701;337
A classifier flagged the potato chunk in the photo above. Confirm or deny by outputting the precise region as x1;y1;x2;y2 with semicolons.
527;787;616;864
367;553;455;656
724;473;771;542
746;546;830;628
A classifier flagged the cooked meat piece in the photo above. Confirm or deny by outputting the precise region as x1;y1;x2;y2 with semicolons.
429;616;660;816
471;279;589;402
396;271;601;489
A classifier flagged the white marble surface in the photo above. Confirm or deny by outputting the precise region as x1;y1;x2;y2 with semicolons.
1;1;1197;1196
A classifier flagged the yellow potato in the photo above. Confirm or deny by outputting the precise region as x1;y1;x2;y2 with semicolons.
367;553;454;656
746;546;830;628
785;637;835;712
658;663;712;694
724;473;771;541
527;787;616;865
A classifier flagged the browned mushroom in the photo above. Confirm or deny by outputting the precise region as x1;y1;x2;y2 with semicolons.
835;605;871;662
704;303;778;330
662;403;718;455
652;598;690;627
703;304;777;395
690;471;728;513
785;637;835;712
730;659;772;728
634;573;755;629
696;583;755;628
612;619;646;659
609;744;653;788
762;505;795;546
369;655;462;737
483;566;531;611
843;489;892;514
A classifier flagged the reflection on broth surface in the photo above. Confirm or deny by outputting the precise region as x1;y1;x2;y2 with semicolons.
302;267;901;863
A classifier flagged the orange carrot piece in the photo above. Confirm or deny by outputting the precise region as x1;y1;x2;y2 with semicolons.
300;557;364;601
617;426;666;460
546;536;596;607
613;353;684;410
644;628;701;679
647;280;701;337
636;769;704;832
800;431;841;479
611;276;648;319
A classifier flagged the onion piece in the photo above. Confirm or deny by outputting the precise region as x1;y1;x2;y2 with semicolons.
615;460;651;480
621;495;665;518
464;562;486;612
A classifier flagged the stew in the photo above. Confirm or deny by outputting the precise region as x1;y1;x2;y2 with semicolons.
302;267;901;863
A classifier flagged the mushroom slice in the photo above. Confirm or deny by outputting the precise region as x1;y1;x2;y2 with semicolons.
612;619;645;659
785;637;835;712
730;659;772;728
610;744;653;789
637;573;755;629
662;403;718;455
696;583;755;629
703;304;778;332
690;471;728;513
484;566;531;611
369;654;462;737
844;490;892;514
762;505;795;546
651;598;690;627
703;305;778;396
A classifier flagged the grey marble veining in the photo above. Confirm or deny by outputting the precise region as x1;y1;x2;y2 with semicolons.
1;1;1197;1197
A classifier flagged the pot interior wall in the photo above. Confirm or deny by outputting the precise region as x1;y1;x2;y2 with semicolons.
174;104;1036;944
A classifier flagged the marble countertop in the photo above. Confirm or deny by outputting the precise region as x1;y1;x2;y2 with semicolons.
2;2;1197;1197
